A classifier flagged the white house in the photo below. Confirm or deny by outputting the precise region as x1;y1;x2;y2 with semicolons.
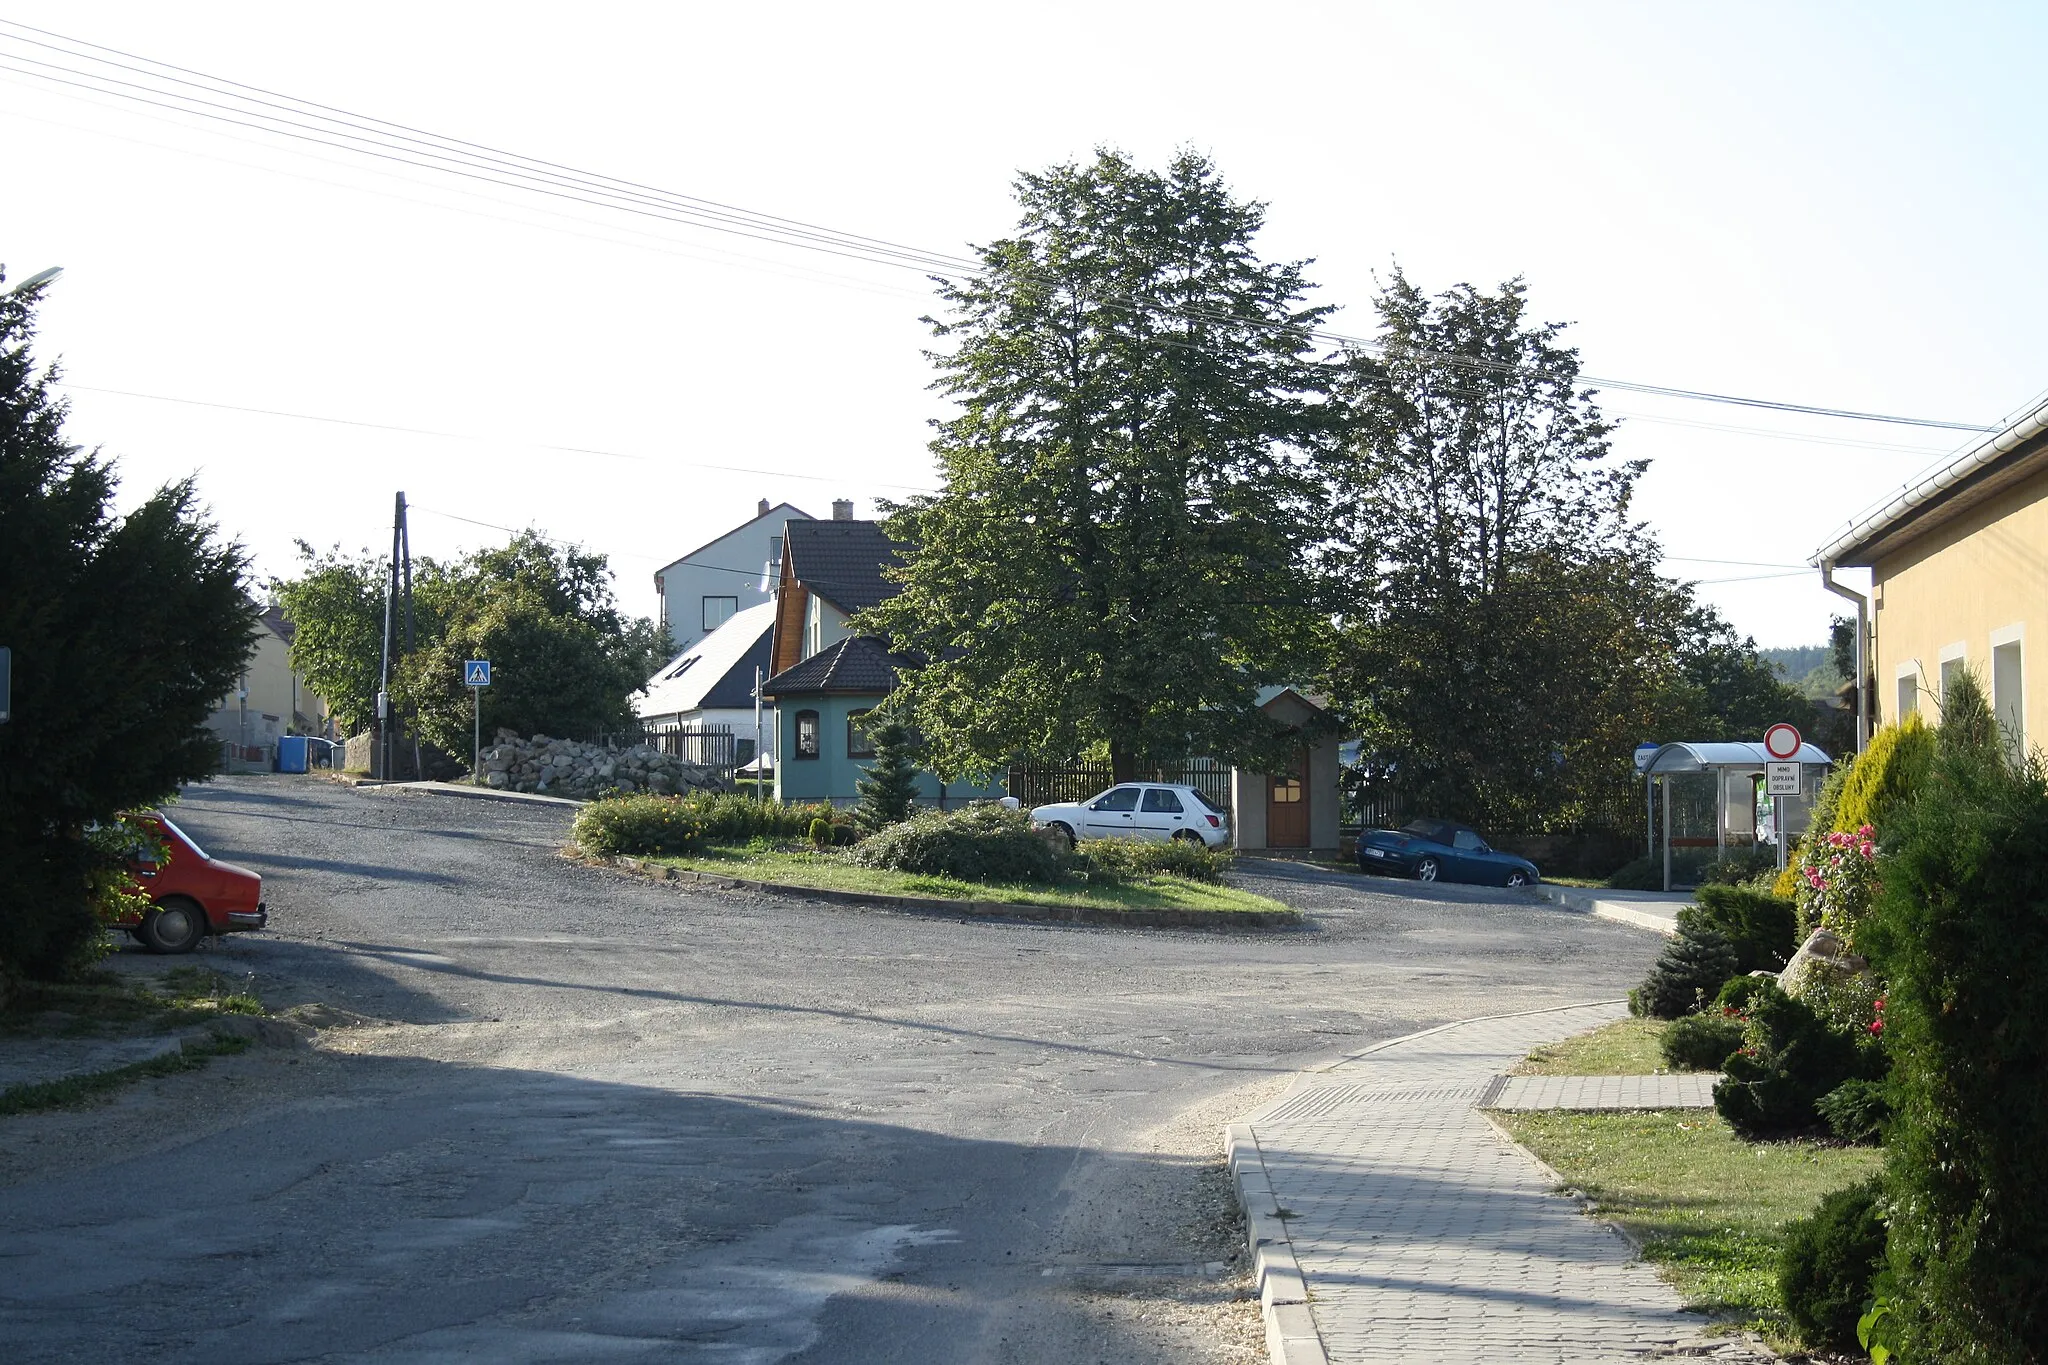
653;499;813;654
205;605;333;772
636;600;778;771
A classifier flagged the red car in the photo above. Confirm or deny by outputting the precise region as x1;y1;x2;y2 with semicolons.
122;812;267;953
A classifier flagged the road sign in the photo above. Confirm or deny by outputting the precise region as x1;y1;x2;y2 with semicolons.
1767;761;1802;796
463;660;492;687
0;645;9;724
1763;722;1803;760
1633;741;1661;773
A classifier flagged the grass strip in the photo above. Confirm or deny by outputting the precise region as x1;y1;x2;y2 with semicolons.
1511;1018;1670;1076
650;845;1292;915
0;1033;252;1118
1495;1108;1883;1338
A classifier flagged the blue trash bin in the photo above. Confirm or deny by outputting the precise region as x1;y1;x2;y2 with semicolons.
276;735;309;774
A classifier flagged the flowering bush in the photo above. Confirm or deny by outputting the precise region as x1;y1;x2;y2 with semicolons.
1801;824;1882;946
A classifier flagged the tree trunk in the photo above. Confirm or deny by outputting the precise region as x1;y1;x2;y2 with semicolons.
1110;742;1137;785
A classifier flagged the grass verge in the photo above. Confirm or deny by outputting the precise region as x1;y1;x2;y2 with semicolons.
648;844;1292;915
0;1033;253;1117
3;966;263;1038
1511;1018;1669;1076
1495;1108;1883;1338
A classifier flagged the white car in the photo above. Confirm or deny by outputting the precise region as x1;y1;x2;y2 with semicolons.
1030;783;1232;849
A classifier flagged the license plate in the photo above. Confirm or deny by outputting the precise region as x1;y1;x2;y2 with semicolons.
1364;847;1386;858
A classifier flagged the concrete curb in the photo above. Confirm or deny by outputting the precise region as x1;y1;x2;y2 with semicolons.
1224;1122;1329;1365
375;780;587;808
1533;884;1683;936
595;854;1304;931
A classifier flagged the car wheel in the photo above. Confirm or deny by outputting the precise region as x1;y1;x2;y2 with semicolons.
1506;869;1530;888
1050;822;1077;852
138;897;207;954
1171;829;1205;844
1413;857;1441;883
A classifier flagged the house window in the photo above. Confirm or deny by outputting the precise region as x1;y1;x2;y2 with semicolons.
1939;648;1967;705
1897;669;1919;720
703;596;738;632
1270;774;1303;804
1994;636;2025;760
847;709;876;758
794;710;820;760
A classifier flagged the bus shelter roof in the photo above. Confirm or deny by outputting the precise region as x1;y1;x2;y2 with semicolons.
1644;741;1832;774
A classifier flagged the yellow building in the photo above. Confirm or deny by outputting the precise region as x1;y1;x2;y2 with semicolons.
1816;400;2044;759
206;606;334;769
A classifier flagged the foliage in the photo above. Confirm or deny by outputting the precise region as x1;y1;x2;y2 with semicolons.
854;720;920;830
572;794;704;857
1631;929;1739;1020
1695;848;1779;887
1682;884;1798;974
1792;720;1932;937
1074;836;1229;884
1858;669;2048;1361
680;792;835;844
1816;1078;1891;1145
861;150;1337;782
272;541;389;735
0;270;258;980
1836;714;1933;837
1661;1011;1745;1071
1713;980;1873;1138
1777;1176;1888;1353
850;804;1065;884
1714;973;1774;1014
808;817;833;848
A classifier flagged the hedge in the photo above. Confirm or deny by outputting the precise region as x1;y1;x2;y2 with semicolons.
850;804;1064;884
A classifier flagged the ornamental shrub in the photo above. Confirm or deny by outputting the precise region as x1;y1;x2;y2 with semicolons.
1794;717;1931;934
1816;1077;1891;1145
850;804;1064;884
1857;669;2048;1360
1778;1175;1887;1353
1631;930;1739;1020
1681;884;1798;973
679;792;832;843
1712;979;1871;1137
1075;837;1230;884
1801;825;1884;948
1714;973;1774;1013
853;720;920;831
808;817;834;847
1660;1011;1744;1071
572;794;703;856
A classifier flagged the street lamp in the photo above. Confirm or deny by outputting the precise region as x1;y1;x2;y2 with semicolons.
8;266;64;295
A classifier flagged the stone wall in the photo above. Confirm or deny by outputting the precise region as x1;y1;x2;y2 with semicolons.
476;730;725;799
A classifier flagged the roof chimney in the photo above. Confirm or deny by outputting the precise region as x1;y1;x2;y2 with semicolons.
758;498;771;518
832;498;854;521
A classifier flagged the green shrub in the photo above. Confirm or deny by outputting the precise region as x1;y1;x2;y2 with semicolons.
1631;929;1739;1020
1778;1175;1887;1353
1660;1012;1744;1071
1816;1078;1890;1145
1604;854;1663;891
1714;973;1773;1013
1713;980;1870;1137
1696;848;1778;886
1074;837;1229;884
572;794;703;857
1794;717;1933;935
1681;884;1798;973
850;804;1064;884
1857;669;2048;1360
680;792;833;843
807;817;833;847
853;719;920;831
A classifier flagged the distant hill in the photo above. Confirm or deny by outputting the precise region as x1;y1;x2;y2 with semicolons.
1761;643;1845;700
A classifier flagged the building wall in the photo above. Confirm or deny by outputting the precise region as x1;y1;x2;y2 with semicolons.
209;628;331;748
656;512;809;653
801;595;851;661
642;706;775;768
771;694;1004;807
1871;461;2048;757
1231;734;1342;851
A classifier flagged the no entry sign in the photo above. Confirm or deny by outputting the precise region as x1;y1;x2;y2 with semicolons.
1764;722;1803;760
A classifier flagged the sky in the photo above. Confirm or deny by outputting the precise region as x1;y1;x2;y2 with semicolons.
6;2;2046;650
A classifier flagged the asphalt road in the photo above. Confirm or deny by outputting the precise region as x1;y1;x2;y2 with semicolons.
0;776;1664;1364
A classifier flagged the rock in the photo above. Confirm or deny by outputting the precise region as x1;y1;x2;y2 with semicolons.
1778;928;1869;999
485;771;508;788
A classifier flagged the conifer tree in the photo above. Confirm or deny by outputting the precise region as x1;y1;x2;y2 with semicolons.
855;720;920;830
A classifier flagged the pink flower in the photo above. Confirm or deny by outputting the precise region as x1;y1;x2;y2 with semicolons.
1857;824;1875;838
1869;1019;1884;1035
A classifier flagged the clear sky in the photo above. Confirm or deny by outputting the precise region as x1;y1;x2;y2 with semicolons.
6;2;2043;648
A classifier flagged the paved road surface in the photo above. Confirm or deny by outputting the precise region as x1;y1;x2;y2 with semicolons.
0;777;1662;1363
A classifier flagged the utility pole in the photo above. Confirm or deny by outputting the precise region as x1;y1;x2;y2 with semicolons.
753;665;764;801
376;491;412;779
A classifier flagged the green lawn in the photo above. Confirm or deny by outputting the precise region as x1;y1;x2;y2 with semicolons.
1496;1109;1884;1340
1512;1018;1670;1076
646;844;1294;916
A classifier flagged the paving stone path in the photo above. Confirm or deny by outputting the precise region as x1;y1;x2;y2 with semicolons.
1237;1003;1744;1364
1485;1071;1719;1110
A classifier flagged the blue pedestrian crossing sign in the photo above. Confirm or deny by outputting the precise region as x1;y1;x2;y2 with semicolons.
463;660;492;687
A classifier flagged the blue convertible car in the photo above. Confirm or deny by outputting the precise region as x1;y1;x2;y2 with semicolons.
1356;818;1542;887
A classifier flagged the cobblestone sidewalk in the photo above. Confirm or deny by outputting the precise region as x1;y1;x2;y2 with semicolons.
1231;1003;1747;1364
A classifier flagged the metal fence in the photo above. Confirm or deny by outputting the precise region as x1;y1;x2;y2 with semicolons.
588;725;746;775
1005;759;1231;810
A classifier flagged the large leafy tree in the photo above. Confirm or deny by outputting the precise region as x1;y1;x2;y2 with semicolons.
1325;271;1797;833
865;150;1339;782
0;270;257;978
271;540;391;735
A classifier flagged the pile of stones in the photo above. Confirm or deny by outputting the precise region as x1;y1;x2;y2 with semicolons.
476;730;724;798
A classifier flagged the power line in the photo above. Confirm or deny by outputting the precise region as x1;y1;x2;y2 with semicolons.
0;18;1997;437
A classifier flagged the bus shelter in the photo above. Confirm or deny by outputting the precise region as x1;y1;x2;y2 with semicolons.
1640;741;1832;891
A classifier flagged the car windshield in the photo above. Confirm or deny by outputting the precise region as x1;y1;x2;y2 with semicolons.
1400;819;1454;843
1191;788;1227;815
156;815;207;861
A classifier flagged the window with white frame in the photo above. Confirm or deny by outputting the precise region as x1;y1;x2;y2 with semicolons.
703;596;738;632
1993;628;2025;760
1897;667;1919;721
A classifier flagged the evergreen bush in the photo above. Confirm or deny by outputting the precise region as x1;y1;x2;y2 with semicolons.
854;720;920;831
1660;1012;1744;1071
1681;884;1798;973
807;817;834;847
1815;1077;1890;1144
572;795;703;857
850;804;1064;884
1713;973;1774;1013
1631;930;1739;1020
1858;670;2048;1360
1777;1175;1887;1353
679;792;831;843
1075;837;1229;884
1712;979;1870;1137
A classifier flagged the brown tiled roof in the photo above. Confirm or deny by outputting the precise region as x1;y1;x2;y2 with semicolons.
760;635;904;698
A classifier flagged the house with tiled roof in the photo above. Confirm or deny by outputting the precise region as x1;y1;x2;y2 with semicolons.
204;602;333;772
761;507;1005;807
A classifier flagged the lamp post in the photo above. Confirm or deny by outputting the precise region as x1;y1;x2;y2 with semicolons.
7;266;63;295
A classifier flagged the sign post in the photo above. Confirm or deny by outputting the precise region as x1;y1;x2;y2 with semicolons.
1763;723;1803;871
464;660;492;784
